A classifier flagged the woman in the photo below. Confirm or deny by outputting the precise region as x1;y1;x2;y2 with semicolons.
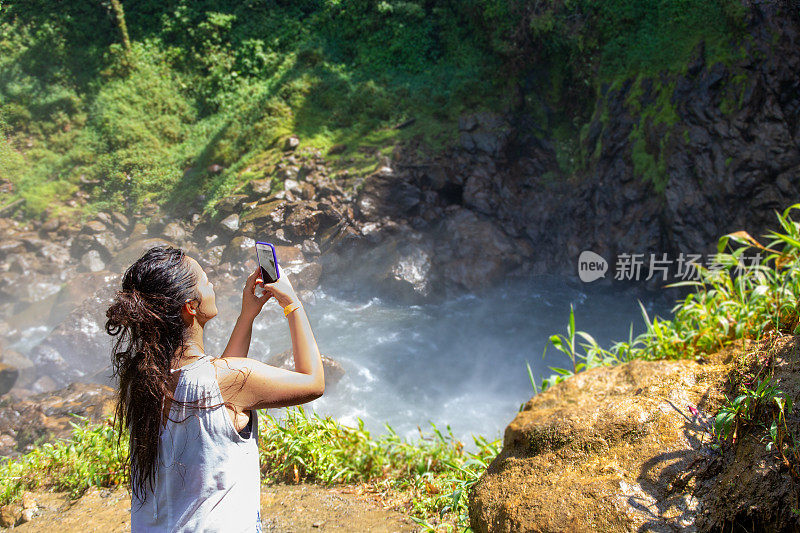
105;246;324;532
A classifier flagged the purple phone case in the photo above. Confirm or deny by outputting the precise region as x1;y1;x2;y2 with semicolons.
255;241;280;282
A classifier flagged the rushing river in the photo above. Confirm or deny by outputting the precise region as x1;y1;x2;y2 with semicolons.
205;275;676;443
6;269;676;444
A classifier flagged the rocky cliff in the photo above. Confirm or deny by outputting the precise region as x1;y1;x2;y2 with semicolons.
349;1;800;294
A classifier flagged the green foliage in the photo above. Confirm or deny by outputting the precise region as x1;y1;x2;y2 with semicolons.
0;417;128;504
0;407;499;530
259;406;499;530
538;203;800;389
714;377;781;442
0;0;754;216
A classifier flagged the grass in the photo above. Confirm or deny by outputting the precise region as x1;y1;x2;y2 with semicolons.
0;417;127;504
0;407;498;531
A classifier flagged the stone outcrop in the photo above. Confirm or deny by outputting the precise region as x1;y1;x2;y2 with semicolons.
346;2;800;292
468;336;800;532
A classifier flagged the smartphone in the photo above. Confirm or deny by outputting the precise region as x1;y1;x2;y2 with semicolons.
255;241;280;284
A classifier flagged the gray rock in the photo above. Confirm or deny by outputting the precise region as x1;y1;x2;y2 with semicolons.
0;363;18;395
220;214;240;234
80;250;105;272
283;136;300;151
162;222;188;242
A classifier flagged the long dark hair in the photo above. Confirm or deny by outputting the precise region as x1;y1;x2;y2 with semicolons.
105;246;199;502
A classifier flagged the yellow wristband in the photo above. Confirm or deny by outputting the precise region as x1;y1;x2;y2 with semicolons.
283;302;302;317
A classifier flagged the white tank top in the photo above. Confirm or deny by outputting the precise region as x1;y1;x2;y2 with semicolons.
131;355;262;532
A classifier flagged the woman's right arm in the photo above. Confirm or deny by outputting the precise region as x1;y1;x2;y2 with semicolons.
214;270;325;409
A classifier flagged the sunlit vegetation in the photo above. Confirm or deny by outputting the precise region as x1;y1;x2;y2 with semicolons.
0;0;749;217
540;203;800;389
0;408;498;531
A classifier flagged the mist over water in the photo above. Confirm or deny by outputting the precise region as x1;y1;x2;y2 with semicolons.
228;276;675;442
4;254;675;444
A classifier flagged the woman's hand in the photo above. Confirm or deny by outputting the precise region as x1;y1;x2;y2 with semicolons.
260;264;298;308
240;267;271;321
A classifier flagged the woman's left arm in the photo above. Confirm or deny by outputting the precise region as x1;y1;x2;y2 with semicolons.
222;267;269;358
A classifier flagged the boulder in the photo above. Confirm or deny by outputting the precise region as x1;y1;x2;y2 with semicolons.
221;236;256;265
108;238;181;273
49;270;118;324
29;278;120;386
80;250;105;272
215;195;248;219
242;179;273;198
433;207;521;289
0;363;18;395
469;337;800;532
458;111;511;157
0;348;34;390
239;197;287;235
0;240;26;260
219;214;240;234
284;136;300;151
71;231;120;262
284;203;328;241
355;174;421;221
282;261;322;290
162;222;188;242
0;382;115;457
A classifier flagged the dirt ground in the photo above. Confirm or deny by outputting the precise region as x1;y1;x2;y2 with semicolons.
7;483;419;532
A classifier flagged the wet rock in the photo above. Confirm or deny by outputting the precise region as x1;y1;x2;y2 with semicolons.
274;245;305;265
284;203;326;241
220;214;240;234
434;207;521;289
356;174;421;221
221;236;257;265
283;261;323;290
80;250;105;272
81;220;107;235
239;197;287;235
29;280;119;386
215;195;248;219
108;238;181;273
203;245;226;267
242;179;273;198
162;222;188;242
301;239;321;256
36;240;71;266
0;363;18;395
30;375;57;393
0;239;27;260
0;348;34;389
111;211;129;229
459;111;511;157
0;382;115;457
276;165;299;181
266;349;345;388
72;231;120;262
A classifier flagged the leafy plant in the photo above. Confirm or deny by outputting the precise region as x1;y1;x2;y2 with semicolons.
714;377;781;442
